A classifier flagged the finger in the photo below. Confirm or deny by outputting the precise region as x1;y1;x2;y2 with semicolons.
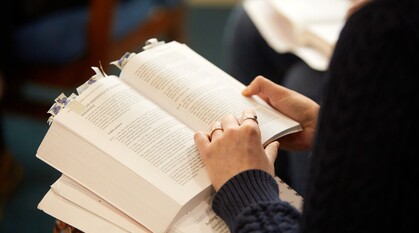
242;75;289;98
209;121;223;140
242;76;262;96
220;114;239;129
194;131;210;154
242;76;271;97
242;76;280;105
239;109;258;126
265;141;279;166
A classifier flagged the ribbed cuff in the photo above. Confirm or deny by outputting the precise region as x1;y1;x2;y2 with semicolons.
212;169;279;230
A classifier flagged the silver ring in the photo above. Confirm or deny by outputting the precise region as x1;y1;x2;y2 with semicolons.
240;115;258;125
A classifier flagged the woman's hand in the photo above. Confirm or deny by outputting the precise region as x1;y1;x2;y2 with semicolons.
194;109;279;191
242;76;319;151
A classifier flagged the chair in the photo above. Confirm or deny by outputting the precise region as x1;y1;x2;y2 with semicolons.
4;0;186;118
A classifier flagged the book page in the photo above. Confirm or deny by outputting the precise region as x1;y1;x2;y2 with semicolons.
38;189;131;233
39;175;302;233
50;175;149;233
39;177;229;233
40;76;212;232
120;41;301;145
54;76;210;205
46;175;227;233
60;77;208;196
170;196;229;233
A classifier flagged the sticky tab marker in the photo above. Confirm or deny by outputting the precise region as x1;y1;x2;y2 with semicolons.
110;52;136;70
66;100;87;115
143;38;165;50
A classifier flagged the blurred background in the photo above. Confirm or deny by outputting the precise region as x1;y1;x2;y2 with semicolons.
0;0;239;232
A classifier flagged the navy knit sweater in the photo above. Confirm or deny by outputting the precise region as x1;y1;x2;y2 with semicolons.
212;0;419;232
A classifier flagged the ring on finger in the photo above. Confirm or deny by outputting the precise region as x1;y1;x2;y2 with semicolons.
209;122;223;139
240;115;258;125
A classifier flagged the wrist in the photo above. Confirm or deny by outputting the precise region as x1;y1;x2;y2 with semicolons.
212;169;279;228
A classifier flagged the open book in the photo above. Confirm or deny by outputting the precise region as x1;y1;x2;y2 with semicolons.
38;175;303;233
243;0;351;71
36;39;302;233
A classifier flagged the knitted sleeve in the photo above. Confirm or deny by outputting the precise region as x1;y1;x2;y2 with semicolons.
212;169;301;233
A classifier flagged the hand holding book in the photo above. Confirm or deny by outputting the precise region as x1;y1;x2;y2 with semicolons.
195;109;278;192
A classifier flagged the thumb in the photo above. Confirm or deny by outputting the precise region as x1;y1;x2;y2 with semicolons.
265;141;279;165
242;76;280;105
242;76;266;97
